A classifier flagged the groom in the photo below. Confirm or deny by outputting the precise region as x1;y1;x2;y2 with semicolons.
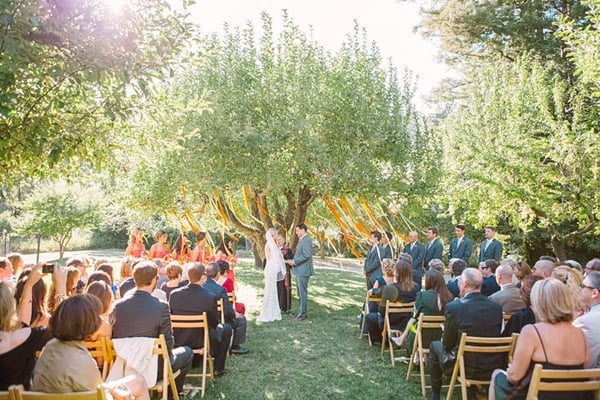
285;223;314;321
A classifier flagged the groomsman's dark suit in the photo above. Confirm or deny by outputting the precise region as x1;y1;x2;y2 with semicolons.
425;238;443;267
404;240;425;285
428;278;504;399
478;239;503;263
203;277;248;352
448;236;473;263
381;243;394;260
169;283;232;373
363;244;384;289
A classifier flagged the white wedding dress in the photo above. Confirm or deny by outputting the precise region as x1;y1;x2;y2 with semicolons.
257;229;285;322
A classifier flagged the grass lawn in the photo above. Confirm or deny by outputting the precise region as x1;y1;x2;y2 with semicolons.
184;262;426;400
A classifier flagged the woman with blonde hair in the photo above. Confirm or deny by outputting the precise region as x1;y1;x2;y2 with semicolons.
125;228;146;258
490;278;591;400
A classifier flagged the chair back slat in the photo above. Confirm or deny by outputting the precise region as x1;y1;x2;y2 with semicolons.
217;298;225;324
526;363;600;399
8;384;107;400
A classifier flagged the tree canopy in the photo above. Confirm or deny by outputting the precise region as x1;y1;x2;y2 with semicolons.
126;12;433;258
0;0;192;181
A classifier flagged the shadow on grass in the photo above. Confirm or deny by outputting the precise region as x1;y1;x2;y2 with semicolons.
185;264;425;400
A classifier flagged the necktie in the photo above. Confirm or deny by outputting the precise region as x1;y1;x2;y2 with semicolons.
484;240;491;251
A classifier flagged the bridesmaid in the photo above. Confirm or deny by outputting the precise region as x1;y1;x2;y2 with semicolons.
149;230;170;261
191;231;212;263
124;228;146;258
171;233;191;264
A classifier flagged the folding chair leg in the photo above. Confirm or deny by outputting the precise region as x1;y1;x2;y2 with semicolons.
446;362;459;400
419;353;427;396
406;336;418;380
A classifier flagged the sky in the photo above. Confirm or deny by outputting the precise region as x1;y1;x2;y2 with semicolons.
186;0;447;111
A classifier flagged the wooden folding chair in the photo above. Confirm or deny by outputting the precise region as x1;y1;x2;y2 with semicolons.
406;314;446;396
446;332;518;400
359;291;379;340
216;297;235;353
8;384;107;400
525;363;600;400
217;298;225;324
84;339;109;381
0;387;14;400
227;292;236;309
170;313;214;397
105;335;180;400
380;301;415;366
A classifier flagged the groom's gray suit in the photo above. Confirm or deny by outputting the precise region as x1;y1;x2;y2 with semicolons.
292;233;314;319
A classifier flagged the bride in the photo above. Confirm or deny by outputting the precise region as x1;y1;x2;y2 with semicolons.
257;228;286;322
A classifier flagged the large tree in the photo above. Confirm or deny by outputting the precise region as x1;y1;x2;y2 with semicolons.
441;58;599;260
128;13;431;259
0;0;192;181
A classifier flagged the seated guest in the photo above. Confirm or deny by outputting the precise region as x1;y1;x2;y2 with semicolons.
365;259;419;343
573;271;600;368
48;266;79;313
393;269;453;352
428;268;503;400
216;260;245;315
0;257;12;281
447;258;467;299
110;261;193;398
491;278;591;400
532;259;555;279
502;274;543;337
480;259;501;296
0;263;61;390
552;265;584;312
96;263;118;296
159;262;184;301
86;271;112;288
427;259;445;274
359;258;396;334
118;257;143;298
169;263;232;377
7;253;23;278
514;261;532;287
14;268;50;328
490;264;526;314
203;262;249;355
67;257;88;294
86;281;114;340
33;294;149;400
584;258;600;277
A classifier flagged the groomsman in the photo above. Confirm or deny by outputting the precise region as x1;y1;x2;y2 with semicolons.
404;231;425;285
424;227;443;268
381;231;394;260
363;231;384;290
448;224;473;263
478;226;503;263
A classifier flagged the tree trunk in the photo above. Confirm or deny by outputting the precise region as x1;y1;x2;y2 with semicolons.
288;186;316;251
550;231;567;262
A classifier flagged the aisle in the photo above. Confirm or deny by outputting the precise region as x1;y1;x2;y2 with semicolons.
189;264;423;400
